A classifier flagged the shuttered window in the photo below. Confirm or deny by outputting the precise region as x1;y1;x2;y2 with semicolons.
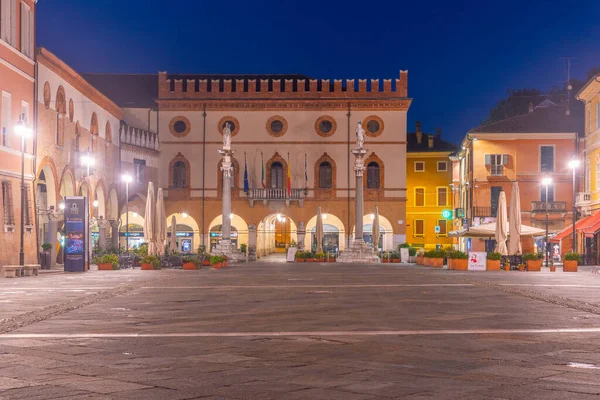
2;181;15;226
415;188;425;207
23;183;31;225
540;146;554;172
1;92;10;147
437;187;447;206
414;219;424;237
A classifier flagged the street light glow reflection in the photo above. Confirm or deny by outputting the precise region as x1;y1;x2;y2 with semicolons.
121;174;132;183
568;159;580;169
542;177;552;186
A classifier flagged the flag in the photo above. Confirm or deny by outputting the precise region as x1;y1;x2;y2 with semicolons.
304;153;308;188
261;152;265;188
287;152;291;198
243;152;249;193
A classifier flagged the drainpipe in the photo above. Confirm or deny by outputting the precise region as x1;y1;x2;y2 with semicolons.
147;107;151;132
346;103;351;248
202;104;207;246
32;49;39;263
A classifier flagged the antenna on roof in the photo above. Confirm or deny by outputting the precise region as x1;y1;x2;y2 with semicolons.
561;57;576;116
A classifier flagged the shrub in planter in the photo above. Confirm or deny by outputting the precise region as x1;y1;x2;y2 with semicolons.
304;251;316;262
141;255;161;270
447;250;468;270
563;252;579;272
134;243;149;256
485;252;502;271
94;254;119;270
210;255;224;269
295;251;305;262
522;252;541;271
315;252;326;262
424;250;445;267
390;251;401;263
327;254;336;262
408;247;417;257
240;244;247;255
182;255;201;270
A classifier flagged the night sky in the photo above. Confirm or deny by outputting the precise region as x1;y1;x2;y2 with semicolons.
37;0;600;144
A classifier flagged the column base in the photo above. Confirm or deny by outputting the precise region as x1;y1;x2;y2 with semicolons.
213;240;246;263
337;239;380;264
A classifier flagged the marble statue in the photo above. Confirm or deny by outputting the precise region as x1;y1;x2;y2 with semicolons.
223;122;232;150
356;122;365;149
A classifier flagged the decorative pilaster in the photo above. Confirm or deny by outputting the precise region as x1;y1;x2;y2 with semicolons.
98;218;109;249
109;220;119;249
297;221;306;250
248;223;257;261
352;148;367;241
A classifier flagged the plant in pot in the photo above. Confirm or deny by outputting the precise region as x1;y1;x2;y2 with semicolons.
408;247;417;263
380;251;390;263
327;252;336;262
390;251;400;263
315;252;326;262
240;244;247;255
426;249;445;267
182;255;201;270
40;242;52;269
305;251;315;262
563;252;579;272
295;251;305;262
210;255;224;269
141;255;161;270
522;252;541;271
447;250;468;270
94;254;119;270
485;252;501;271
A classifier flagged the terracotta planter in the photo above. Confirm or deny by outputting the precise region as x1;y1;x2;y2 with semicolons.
182;262;197;270
202;260;211;266
295;258;305;263
213;262;222;269
392;259;400;263
382;259;389;263
527;260;542;271
423;258;430;266
223;261;228;268
563;260;578;272
486;260;501;271
550;266;556;272
452;258;468;271
141;263;153;270
328;258;336;262
430;258;443;267
447;259;453;270
416;256;424;265
518;265;525;272
315;258;325;262
98;263;115;271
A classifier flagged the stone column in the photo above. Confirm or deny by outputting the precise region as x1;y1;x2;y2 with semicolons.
109;220;119;249
218;149;234;243
248;223;257;261
98;218;109;250
352;148;367;242
297;221;306;250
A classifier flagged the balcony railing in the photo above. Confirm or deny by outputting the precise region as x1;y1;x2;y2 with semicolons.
246;188;305;207
119;122;159;152
472;206;495;218
531;201;566;212
576;192;591;206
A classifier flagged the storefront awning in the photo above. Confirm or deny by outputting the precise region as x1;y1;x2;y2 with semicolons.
550;215;592;243
578;211;600;235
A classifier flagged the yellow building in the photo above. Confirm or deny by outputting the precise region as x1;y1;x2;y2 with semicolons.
406;122;458;249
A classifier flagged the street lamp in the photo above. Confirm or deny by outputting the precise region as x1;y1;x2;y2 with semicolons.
122;174;132;253
542;176;552;269
14;114;32;266
568;159;580;253
81;153;95;177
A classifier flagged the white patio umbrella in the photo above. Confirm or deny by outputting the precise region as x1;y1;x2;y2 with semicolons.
372;205;380;251
508;181;522;255
156;188;166;256
143;182;157;256
169;215;177;253
450;223;544;238
494;191;508;255
316;207;324;254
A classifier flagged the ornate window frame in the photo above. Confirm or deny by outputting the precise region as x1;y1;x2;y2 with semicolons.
169;116;191;138
364;152;384;199
218;116;240;137
314;153;336;199
362;115;384;137
168;152;191;199
314;115;337;137
265;152;288;189
266;115;288;137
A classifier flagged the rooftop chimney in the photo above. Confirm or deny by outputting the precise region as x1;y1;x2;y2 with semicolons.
416;121;423;144
428;135;434;149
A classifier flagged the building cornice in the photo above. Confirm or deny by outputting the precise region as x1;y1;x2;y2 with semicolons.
468;132;577;141
37;48;124;120
407;151;453;158
120;142;160;158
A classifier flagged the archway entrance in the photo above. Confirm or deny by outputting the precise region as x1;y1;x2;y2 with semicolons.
352;214;394;251
36;166;58;262
209;225;239;252
310;224;341;254
257;214;297;257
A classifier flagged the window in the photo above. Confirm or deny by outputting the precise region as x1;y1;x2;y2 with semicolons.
485;154;508;176
19;2;33;58
437;220;447;236
490;186;501;217
319;162;332;188
415;188;425;207
1;92;10;147
314;115;336;137
540;185;555;203
596;161;600;192
585;158;590;193
134;159;146;183
414;161;424;172
414;219;424;237
437;187;447;206
367;162;380;189
540;146;554;172
1;0;17;46
74;134;80;152
271;162;283;189
437;161;447;172
2;181;14;226
266;115;288;137
173;161;187;188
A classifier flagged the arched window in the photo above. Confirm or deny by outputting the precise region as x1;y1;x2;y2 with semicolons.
56;86;66;147
367;162;380;189
271;162;283;188
319;162;332;188
173;161;187;188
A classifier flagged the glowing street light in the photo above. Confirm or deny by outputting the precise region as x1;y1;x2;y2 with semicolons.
92;200;99;208
568;159;580;252
15;114;32;266
542;176;553;269
122;174;133;253
182;212;188;219
229;213;234;220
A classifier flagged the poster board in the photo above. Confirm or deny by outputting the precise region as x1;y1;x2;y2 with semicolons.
400;248;410;263
64;196;88;272
287;247;298;262
468;252;486;271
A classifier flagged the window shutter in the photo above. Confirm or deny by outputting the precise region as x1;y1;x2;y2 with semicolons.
28;7;33;57
1;0;8;41
484;154;491;166
20;2;26;54
502;154;508;165
2;93;10;147
10;0;16;46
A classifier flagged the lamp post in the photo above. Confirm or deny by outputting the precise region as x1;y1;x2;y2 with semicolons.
542;176;552;269
122;174;132;253
568;159;580;253
81;152;95;177
14;114;32;266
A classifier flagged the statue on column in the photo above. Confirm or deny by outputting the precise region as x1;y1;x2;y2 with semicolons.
223;122;232;150
356;122;365;149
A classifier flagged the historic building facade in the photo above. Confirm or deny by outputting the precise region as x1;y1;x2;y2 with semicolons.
88;72;411;256
405;122;457;249
0;0;36;266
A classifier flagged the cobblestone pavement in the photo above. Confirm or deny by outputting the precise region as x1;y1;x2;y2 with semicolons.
1;264;600;399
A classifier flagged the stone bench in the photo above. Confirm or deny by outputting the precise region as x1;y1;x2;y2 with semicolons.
23;264;40;276
2;266;24;278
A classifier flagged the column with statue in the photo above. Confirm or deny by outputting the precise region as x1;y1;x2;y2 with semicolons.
337;122;380;263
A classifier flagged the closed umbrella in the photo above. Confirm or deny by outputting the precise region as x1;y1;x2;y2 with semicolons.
372;205;380;251
508;181;522;255
316;207;324;254
169;215;177;253
494;191;508;255
156;188;166;256
144;182;157;256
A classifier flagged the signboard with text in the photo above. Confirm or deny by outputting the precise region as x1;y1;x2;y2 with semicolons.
64;196;88;273
468;252;486;271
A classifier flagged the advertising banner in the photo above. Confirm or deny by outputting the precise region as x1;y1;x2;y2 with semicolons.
400;248;410;263
64;197;88;272
468;252;487;271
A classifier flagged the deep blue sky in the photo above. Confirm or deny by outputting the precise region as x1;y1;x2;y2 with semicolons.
37;0;600;144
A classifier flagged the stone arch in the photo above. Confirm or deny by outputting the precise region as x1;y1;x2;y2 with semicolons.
168;152;191;189
352;213;395;251
36;157;59;207
314;152;337;199
265;152;288;189
364;152;384;198
58;165;76;203
94;179;107;219
105;121;112;143
107;187;119;221
305;212;346;251
217;156;240;199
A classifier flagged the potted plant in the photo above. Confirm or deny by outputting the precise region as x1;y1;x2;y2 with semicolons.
305;251;315;262
327;253;336;262
522;252;541;271
240;244;247;255
94;254;119;270
315;252;326;262
390;251;400;263
447;250;468;270
563;252;579;272
295;251;305;262
486;252;502;271
445;250;455;269
380;251;390;263
518;263;525;272
141;255;161;270
40;242;52;269
182;255;200;270
408;247;417;263
425;250;444;267
210;255;224;269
